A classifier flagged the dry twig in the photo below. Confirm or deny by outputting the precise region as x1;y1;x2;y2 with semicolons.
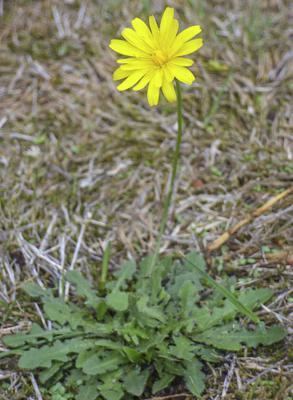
207;187;293;252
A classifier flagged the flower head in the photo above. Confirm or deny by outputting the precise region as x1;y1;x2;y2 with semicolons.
109;7;203;106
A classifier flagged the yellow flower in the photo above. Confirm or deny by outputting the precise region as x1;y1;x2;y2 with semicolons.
109;7;203;106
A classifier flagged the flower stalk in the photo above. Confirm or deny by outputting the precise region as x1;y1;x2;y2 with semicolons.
148;81;183;276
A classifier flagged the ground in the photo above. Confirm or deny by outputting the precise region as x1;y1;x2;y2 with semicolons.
0;0;292;399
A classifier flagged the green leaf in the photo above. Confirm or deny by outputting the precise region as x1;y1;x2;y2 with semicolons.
39;362;63;383
44;299;71;324
0;349;22;359
118;322;149;344
122;347;142;362
162;361;185;376
94;339;123;351
18;338;93;369
183;251;206;272
182;253;260;323
43;299;86;329
168;336;194;361
83;321;113;336
66;271;100;308
76;384;99;400
19;341;68;369
168;252;206;300
106;291;129;312
2;249;286;400
193;345;221;362
124;368;150;397
239;288;273;307
137;255;155;278
136;295;165;323
82;352;124;375
150;256;173;301
184;359;205;397
2;324;58;348
168;271;202;300
195;288;274;331
76;349;97;369
22;283;49;298
152;373;175;394
179;281;198;317
100;383;124;400
113;259;136;290
193;324;287;351
65;368;84;387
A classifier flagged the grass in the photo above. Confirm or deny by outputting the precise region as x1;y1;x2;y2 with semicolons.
0;0;292;399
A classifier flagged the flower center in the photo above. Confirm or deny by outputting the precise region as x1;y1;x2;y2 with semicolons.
152;50;168;66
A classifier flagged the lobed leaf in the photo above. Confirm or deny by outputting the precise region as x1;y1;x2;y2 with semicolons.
43;298;87;329
76;384;99;400
39;362;64;383
82;352;125;375
113;259;136;289
66;270;100;308
184;359;205;397
194;288;274;331
152;373;175;394
168;335;194;361
18;338;94;369
124;368;150;397
183;251;206;271
136;295;166;323
100;384;124;400
2;324;62;348
182;253;260;323
193;324;287;351
3;251;287;400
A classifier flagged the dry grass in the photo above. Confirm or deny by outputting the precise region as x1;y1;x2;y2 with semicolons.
0;0;292;399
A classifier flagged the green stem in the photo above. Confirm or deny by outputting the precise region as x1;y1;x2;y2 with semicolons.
148;81;183;276
99;242;111;291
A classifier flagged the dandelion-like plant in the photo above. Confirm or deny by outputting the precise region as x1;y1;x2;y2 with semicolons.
110;7;203;272
1;7;286;400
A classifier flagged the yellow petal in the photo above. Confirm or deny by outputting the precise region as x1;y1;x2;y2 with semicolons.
133;70;154;91
153;69;163;87
121;28;153;53
117;70;148;91
174;38;203;57
160;7;174;36
163;64;175;82
131;18;155;48
117;58;134;64
162;80;177;102
169;57;194;67
167;19;179;47
109;39;147;57
117;57;151;64
113;67;131;81
176;25;201;43
147;78;160;106
120;60;154;71
149;15;160;45
169;65;195;84
160;8;179;48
